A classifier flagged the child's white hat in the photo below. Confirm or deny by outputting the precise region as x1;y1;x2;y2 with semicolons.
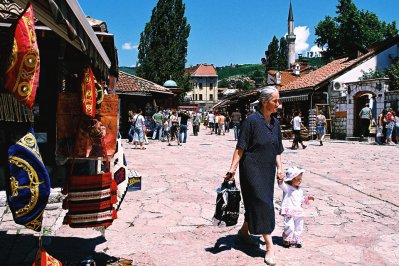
285;167;305;182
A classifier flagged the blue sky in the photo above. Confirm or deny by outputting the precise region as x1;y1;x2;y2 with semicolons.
79;0;398;67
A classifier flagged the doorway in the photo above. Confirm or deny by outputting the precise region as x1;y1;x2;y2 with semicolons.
354;92;374;137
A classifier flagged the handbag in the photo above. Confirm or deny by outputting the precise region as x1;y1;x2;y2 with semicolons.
63;139;117;228
212;180;241;227
56;93;118;158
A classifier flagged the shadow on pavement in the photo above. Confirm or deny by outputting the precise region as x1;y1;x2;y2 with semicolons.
0;231;116;266
204;234;265;258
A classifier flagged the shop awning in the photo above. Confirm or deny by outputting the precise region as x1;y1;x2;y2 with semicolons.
280;94;309;102
13;0;111;78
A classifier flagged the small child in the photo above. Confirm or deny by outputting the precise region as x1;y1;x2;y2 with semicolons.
278;167;314;248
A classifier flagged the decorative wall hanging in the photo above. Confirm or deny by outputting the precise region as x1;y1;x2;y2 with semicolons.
7;129;50;232
56;93;118;159
80;67;96;118
4;3;40;109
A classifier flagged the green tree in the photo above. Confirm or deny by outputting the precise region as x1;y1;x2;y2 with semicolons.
136;0;191;91
278;37;288;70
315;0;397;60
266;36;279;70
250;70;264;86
386;59;399;91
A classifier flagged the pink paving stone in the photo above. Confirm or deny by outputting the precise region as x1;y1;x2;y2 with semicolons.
2;131;399;265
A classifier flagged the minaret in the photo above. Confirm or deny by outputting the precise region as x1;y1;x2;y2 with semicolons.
286;0;296;69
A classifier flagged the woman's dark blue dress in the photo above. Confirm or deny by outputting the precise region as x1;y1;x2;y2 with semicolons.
237;111;284;234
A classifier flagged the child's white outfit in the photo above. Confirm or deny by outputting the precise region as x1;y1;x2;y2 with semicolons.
278;182;312;245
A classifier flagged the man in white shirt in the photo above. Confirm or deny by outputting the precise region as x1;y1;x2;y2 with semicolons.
291;111;307;150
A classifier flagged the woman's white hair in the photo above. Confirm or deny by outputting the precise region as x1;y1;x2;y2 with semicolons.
259;86;278;102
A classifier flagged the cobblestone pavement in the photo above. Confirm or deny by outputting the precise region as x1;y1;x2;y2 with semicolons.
0;126;398;265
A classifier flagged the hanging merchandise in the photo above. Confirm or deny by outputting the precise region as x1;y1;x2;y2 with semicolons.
32;247;62;266
56;93;118;159
4;3;40;109
7;129;50;232
80;67;96;118
63;139;117;228
110;134;129;211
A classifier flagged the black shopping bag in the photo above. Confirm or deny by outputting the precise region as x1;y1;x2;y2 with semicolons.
212;180;241;227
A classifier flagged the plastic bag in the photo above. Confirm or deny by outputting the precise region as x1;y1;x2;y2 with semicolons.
212;180;241;227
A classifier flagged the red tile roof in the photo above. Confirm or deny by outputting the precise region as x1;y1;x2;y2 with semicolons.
280;37;399;92
115;71;173;95
268;70;300;87
187;64;218;77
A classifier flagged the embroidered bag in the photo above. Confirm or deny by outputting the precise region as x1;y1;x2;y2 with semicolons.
7;129;50;232
4;3;40;109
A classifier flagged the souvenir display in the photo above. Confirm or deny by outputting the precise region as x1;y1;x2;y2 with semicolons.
63;139;117;228
56;93;118;158
110;134;129;211
4;4;40;109
7;129;50;232
32;247;62;266
80;67;96;118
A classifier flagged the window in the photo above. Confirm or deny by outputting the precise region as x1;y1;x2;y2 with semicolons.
194;94;197;101
199;94;203;100
199;83;203;89
210;83;213;90
209;94;213;101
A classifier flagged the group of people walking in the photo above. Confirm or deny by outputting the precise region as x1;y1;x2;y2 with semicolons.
127;109;203;148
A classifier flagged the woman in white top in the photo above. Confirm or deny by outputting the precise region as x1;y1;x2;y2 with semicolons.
167;110;181;146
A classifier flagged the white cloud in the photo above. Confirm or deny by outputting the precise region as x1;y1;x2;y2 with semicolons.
122;42;138;50
310;45;323;52
293;26;310;55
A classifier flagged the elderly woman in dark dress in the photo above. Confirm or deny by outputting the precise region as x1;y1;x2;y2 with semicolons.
225;86;284;265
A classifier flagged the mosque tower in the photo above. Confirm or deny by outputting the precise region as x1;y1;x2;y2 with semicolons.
286;0;296;69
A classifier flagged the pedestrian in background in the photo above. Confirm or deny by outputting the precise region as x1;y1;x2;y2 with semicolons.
192;112;200;136
231;108;242;141
179;110;190;143
316;110;327;146
168;110;181;146
132;109;146;150
359;103;372;139
152;110;164;141
225;112;231;133
377;109;387;145
127;110;134;143
278;167;314;248
291;111;307;150
385;108;395;145
225;86;284;266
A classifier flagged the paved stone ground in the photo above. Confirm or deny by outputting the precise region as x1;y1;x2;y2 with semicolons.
0;125;398;265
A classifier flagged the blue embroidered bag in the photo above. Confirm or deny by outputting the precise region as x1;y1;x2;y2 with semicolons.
7;129;50;231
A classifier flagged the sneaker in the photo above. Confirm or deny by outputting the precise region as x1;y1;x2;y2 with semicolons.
296;243;302;248
302;145;307;149
320;141;323;146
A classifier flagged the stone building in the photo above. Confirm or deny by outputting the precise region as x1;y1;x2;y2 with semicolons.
185;64;218;111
